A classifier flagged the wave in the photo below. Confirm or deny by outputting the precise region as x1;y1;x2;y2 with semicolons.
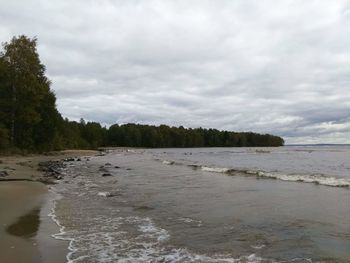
248;171;350;187
49;210;315;263
162;160;175;165
48;185;265;263
201;166;233;173
202;165;350;188
158;159;350;188
47;190;78;263
50;211;267;263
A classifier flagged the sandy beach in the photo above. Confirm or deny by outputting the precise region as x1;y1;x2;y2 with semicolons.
0;150;97;263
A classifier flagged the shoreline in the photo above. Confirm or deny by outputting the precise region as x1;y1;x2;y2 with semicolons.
0;150;98;263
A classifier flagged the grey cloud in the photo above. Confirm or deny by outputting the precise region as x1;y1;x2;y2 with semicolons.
1;0;350;144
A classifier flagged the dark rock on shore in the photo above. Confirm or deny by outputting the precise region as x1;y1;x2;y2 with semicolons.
38;160;66;181
102;173;112;177
63;157;75;162
66;157;82;162
0;171;9;177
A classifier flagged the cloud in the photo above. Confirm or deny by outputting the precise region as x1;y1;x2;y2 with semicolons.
1;0;350;144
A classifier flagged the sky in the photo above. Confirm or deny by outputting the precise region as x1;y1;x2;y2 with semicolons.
1;0;350;144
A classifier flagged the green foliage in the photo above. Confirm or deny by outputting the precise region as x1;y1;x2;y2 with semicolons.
0;35;284;153
0;125;10;149
106;124;284;148
80;121;107;148
0;35;61;151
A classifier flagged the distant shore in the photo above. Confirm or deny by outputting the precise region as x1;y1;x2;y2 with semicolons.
0;150;98;263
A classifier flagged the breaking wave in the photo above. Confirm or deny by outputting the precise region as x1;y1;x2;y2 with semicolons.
50;211;266;263
200;166;350;187
159;159;350;188
162;160;176;165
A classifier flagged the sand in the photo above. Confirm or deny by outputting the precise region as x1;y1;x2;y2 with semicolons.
0;150;98;263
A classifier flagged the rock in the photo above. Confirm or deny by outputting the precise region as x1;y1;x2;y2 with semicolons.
114;166;120;169
38;160;66;180
102;173;112;177
98;191;111;197
76;158;81;161
105;163;112;166
63;158;75;162
0;171;9;177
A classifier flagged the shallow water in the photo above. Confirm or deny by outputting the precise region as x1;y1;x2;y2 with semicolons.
51;147;350;262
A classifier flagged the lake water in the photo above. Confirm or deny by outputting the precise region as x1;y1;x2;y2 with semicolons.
51;146;350;262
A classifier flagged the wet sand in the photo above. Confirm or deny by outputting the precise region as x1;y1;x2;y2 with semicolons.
0;150;97;263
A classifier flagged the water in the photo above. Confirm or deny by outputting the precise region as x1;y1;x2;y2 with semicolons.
153;146;350;187
51;147;350;262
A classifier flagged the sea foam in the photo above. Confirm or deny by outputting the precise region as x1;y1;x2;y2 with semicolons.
159;158;350;188
50;209;268;263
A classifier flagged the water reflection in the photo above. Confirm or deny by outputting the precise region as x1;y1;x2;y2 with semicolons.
6;208;40;238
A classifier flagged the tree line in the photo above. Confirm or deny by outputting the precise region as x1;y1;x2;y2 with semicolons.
0;35;284;153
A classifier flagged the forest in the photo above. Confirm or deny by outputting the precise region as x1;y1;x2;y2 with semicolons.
0;36;284;153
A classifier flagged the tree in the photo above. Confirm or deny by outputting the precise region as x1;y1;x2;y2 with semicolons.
0;35;60;151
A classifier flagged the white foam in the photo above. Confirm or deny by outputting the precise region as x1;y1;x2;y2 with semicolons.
255;171;350;187
138;217;170;242
251;244;266;250
198;164;350;188
97;191;111;197
162;160;175;165
47;190;78;263
178;217;203;227
201;166;231;173
50;210;269;263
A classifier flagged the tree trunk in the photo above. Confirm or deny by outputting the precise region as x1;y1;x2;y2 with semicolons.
10;83;16;146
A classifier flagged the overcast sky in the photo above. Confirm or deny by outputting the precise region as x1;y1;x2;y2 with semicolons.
1;0;350;144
